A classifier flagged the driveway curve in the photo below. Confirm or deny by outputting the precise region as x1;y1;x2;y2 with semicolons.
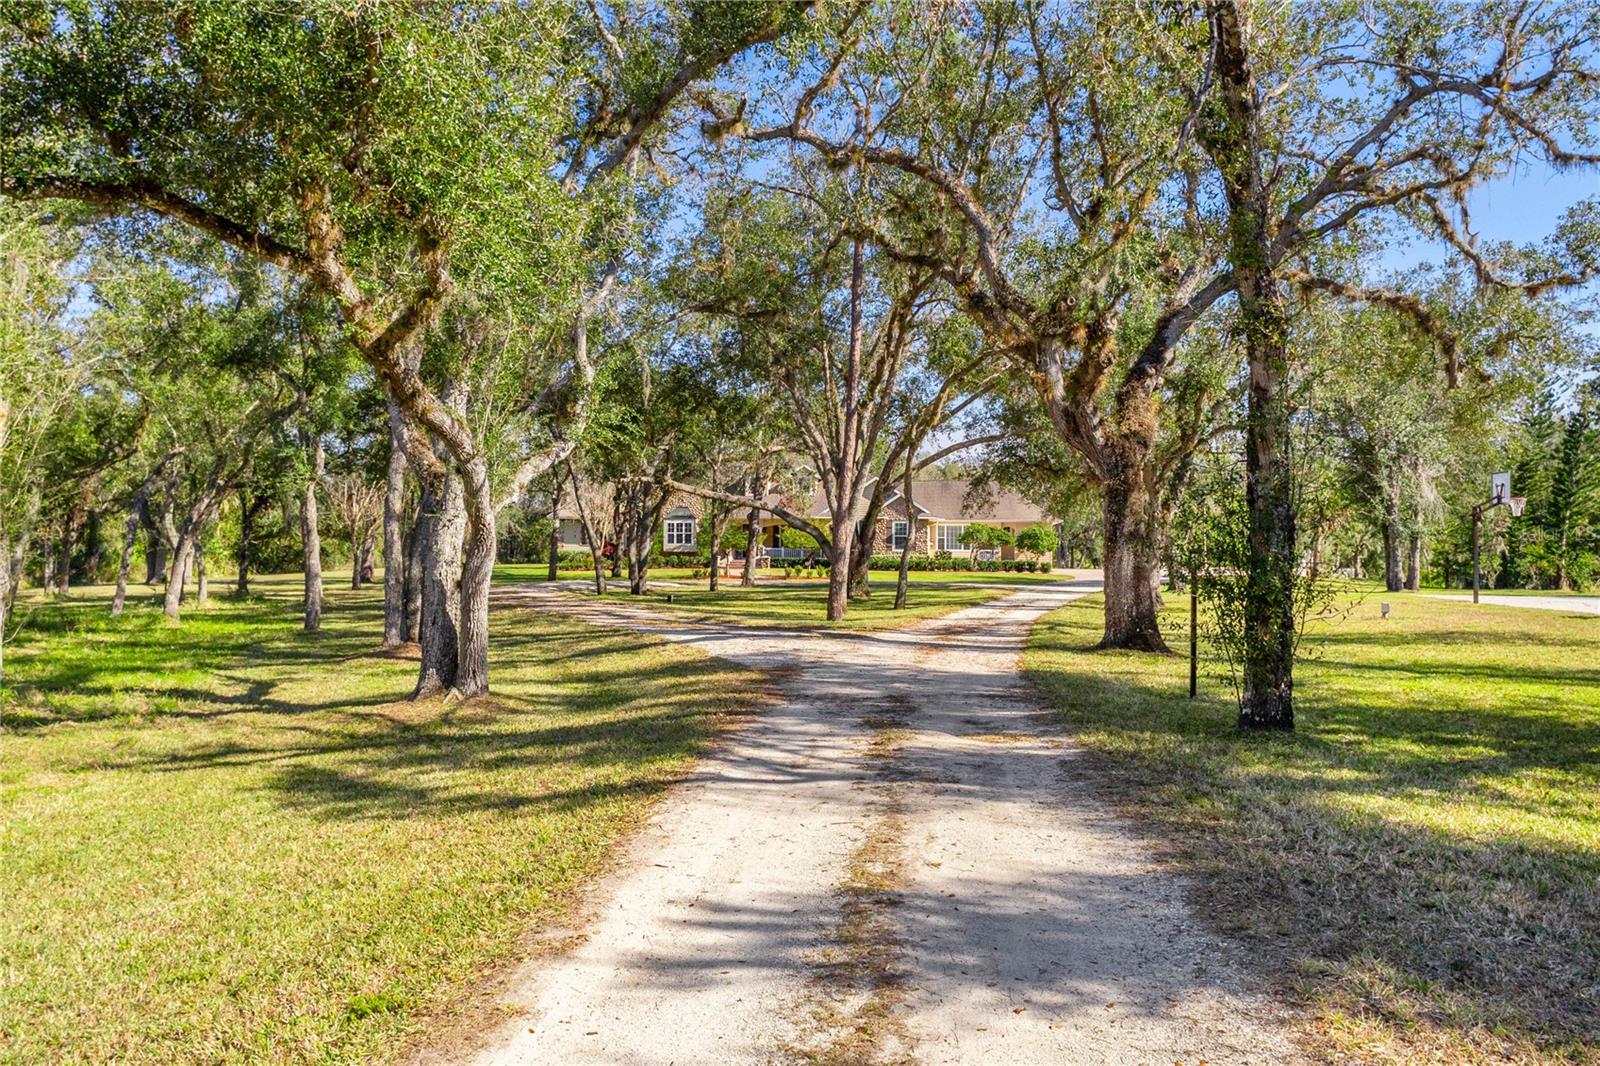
444;580;1294;1065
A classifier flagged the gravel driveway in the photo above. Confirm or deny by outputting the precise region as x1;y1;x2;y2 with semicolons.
440;580;1294;1065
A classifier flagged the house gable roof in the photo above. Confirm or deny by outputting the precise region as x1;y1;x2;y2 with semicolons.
795;479;1047;524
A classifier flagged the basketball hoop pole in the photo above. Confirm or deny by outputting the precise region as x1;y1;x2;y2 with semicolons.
1471;488;1524;603
1472;502;1483;604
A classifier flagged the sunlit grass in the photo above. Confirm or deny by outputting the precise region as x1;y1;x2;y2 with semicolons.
1;573;768;1064
1024;593;1600;1064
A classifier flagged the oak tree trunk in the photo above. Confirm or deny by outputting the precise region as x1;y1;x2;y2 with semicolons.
404;492;425;644
895;460;915;610
1206;0;1296;730
1382;504;1403;593
163;533;194;619
236;491;256;596
56;519;75;593
301;435;325;633
707;505;728;592
382;398;409;646
413;467;465;698
144;514;166;584
1405;533;1421;591
565;463;607;596
195;539;209;606
453;458;496;698
742;501;760;588
1097;471;1169;652
112;498;140;617
826;519;854;621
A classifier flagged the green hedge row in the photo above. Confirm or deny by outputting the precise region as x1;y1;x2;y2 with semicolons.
865;554;1051;573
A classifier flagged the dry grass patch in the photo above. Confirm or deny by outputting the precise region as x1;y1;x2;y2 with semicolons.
787;699;915;1066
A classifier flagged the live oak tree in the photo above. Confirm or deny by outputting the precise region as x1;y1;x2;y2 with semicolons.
1194;0;1600;727
0;204;84;654
672;176;1004;620
717;2;1231;648
2;0;806;697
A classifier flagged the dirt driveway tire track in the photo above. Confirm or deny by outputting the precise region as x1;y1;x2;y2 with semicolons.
445;580;1295;1065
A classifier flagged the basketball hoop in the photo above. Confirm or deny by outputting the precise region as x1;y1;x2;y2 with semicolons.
1491;471;1512;504
1508;496;1527;517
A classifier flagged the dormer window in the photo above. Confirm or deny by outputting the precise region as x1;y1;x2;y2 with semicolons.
663;509;697;550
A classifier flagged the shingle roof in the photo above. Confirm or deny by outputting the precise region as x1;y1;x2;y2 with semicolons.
893;480;1047;522
797;479;1046;523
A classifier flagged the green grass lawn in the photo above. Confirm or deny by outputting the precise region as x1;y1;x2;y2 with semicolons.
1025;593;1600;1064
0;573;768;1065
569;579;1011;630
491;563;706;584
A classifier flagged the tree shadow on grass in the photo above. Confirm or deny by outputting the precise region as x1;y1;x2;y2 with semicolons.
1026;605;1600;1057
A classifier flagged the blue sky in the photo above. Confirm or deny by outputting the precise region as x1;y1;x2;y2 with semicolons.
1381;162;1600;278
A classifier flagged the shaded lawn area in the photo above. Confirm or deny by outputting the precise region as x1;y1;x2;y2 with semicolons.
0;574;768;1065
492;563;705;584
1025;594;1600;1064
571;579;1010;630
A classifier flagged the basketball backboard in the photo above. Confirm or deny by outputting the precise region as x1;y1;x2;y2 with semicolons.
1491;471;1511;503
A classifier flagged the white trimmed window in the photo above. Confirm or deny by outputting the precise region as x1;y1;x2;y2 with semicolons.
663;516;697;549
891;521;909;551
936;523;967;551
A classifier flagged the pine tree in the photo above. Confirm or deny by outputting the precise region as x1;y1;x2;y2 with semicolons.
1547;383;1600;589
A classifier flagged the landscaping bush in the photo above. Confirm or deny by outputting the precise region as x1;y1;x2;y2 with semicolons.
1013;525;1059;557
866;553;973;572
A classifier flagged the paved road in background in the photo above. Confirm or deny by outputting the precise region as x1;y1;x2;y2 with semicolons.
1425;594;1600;616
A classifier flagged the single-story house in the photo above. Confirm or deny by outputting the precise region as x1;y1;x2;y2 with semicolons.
554;487;710;557
747;479;1053;561
556;479;1052;561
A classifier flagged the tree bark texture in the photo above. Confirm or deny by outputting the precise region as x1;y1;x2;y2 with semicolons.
567;463;607;596
895;456;915;610
301;434;325;632
1205;0;1296;730
742;501;760;588
404;495;424;644
163;533;193;619
453;455;496;698
112;494;141;617
413;467;465;698
1382;501;1403;593
382;397;409;646
1097;464;1170;652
